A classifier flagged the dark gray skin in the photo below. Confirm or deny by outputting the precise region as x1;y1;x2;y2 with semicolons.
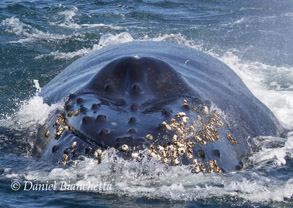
34;41;284;172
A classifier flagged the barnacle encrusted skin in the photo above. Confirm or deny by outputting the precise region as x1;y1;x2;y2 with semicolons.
49;99;233;173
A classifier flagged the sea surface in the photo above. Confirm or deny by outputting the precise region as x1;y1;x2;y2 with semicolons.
0;0;293;207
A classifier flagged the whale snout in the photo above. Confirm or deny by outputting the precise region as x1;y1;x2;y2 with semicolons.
62;56;197;150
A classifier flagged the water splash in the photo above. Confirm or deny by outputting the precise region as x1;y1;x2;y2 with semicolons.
57;6;80;28
3;136;292;204
35;32;134;60
0;80;62;129
215;50;293;129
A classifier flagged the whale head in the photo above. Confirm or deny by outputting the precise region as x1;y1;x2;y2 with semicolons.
36;42;283;173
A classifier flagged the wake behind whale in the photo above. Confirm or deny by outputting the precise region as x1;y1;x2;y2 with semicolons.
33;41;284;173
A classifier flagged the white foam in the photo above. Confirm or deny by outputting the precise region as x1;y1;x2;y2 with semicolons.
48;7;123;30
1;17;72;43
149;33;195;47
247;133;293;169
57;7;81;29
283;12;293;18
221;17;246;27
36;48;96;60
80;23;123;30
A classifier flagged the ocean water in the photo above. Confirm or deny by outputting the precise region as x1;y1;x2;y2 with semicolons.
0;0;293;207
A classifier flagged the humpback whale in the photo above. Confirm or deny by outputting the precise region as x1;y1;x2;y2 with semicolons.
33;41;284;173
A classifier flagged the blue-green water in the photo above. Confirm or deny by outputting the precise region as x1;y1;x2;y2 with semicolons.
0;0;293;207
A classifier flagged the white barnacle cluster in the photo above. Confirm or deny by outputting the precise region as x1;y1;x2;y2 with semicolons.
140;99;236;173
163;99;225;146
208;160;223;173
47;113;71;140
192;159;206;173
94;148;114;164
63;146;114;166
